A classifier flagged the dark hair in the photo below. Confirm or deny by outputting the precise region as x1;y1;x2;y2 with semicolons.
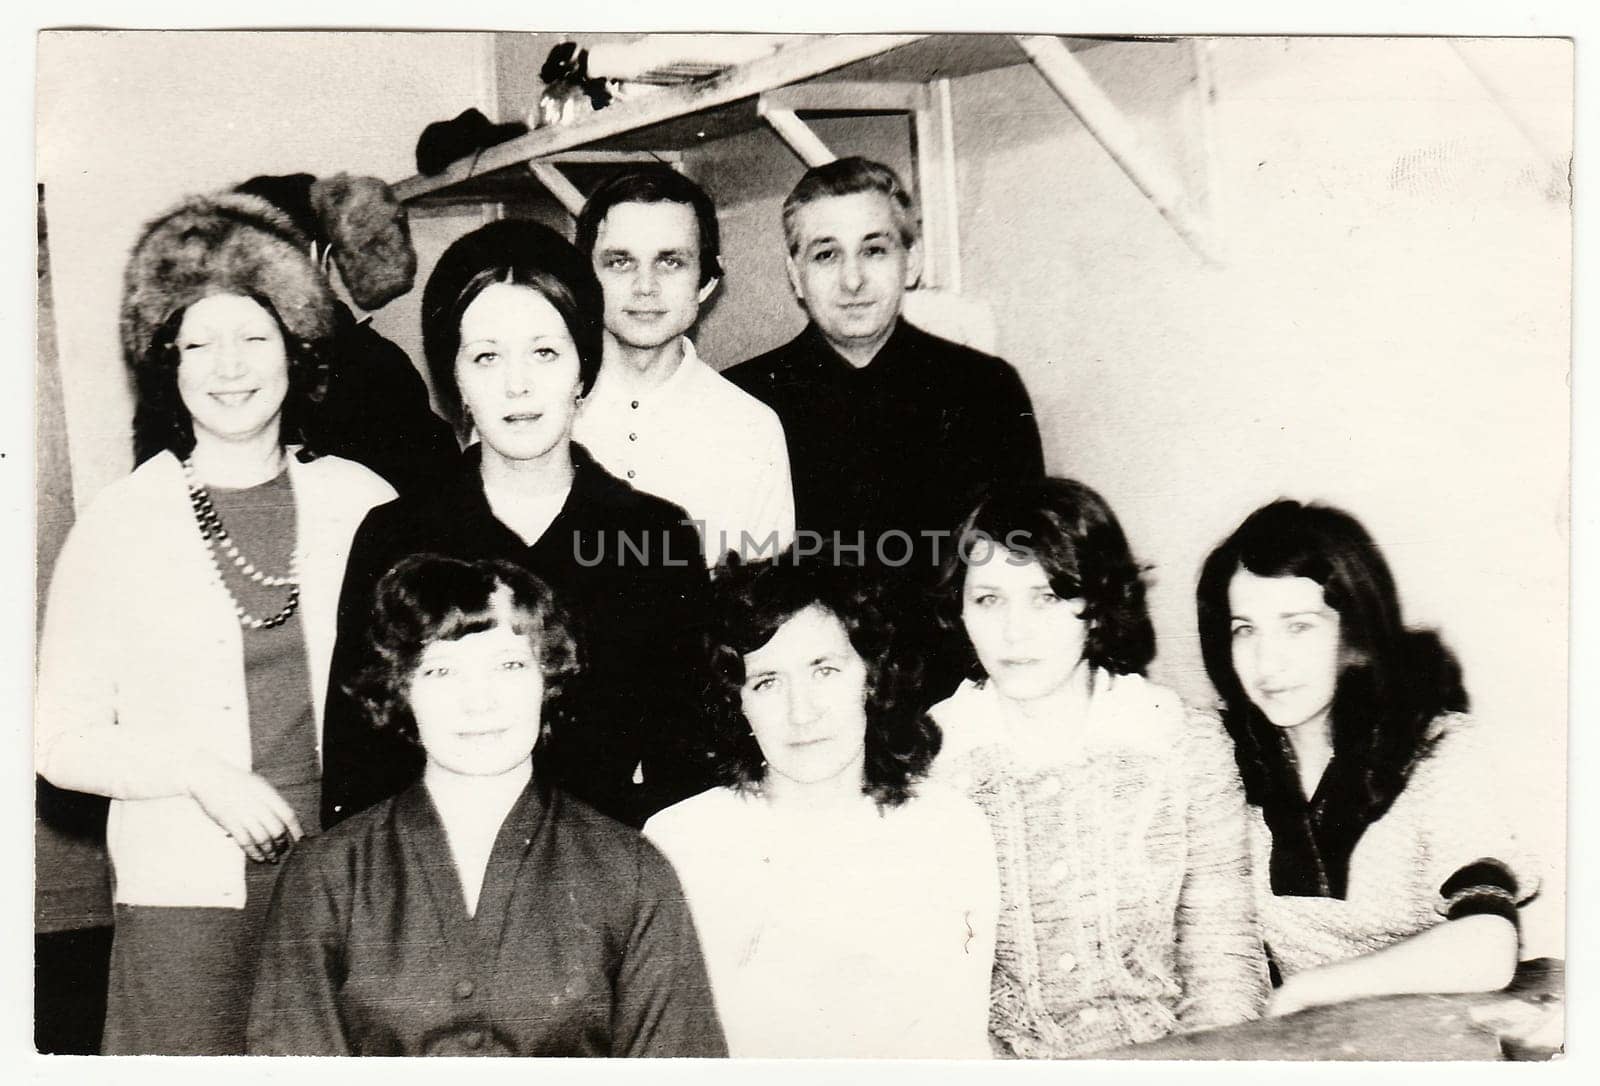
937;477;1156;681
781;156;919;256
1196;500;1467;824
130;292;328;465
420;219;604;436
575;170;724;286
345;554;581;752
703;554;940;808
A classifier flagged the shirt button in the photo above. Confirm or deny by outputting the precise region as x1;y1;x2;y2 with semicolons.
463;1029;485;1049
626;470;636;479
1055;951;1077;974
454;979;475;1000
630;400;639;409
628;432;638;442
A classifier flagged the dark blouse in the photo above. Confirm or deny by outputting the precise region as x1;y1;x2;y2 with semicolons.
320;443;712;829
247;778;726;1057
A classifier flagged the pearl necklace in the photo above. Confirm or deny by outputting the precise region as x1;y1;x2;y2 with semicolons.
183;457;301;630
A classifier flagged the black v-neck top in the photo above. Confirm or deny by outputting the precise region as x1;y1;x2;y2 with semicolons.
320;443;712;830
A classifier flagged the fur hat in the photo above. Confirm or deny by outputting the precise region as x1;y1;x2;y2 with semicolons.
234;172;418;312
120;192;335;369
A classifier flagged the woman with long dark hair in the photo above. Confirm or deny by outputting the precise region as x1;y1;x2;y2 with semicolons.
34;193;395;1053
643;556;997;1057
930;478;1266;1057
1196;499;1536;1015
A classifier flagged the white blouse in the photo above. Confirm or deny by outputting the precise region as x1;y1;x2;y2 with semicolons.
644;783;998;1058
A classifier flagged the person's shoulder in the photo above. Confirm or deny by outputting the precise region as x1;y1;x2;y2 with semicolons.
928;679;994;741
722;330;809;392
74;453;179;521
548;789;688;895
291;792;403;869
295;451;397;505
577;446;696;528
644;786;743;843
1100;671;1189;730
1412;711;1501;782
690;357;789;435
905;323;1028;392
904;779;988;834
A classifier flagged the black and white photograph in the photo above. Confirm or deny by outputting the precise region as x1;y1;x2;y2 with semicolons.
19;4;1584;1071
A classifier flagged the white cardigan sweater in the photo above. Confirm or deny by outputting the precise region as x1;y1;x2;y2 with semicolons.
35;450;394;908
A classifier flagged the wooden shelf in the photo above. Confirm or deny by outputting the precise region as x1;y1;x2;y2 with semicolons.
393;34;1058;205
393;33;1216;264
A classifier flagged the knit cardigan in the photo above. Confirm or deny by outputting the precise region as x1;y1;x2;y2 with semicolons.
929;673;1269;1057
35;450;394;908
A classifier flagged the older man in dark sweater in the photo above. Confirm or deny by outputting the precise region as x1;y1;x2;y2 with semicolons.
725;158;1044;581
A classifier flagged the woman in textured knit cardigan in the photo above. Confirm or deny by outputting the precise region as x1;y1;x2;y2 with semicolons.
34;193;395;1053
928;478;1267;1057
1196;500;1536;1016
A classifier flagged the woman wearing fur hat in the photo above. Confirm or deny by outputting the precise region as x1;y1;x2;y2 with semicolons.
34;192;396;1054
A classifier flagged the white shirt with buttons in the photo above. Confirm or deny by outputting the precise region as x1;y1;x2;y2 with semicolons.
575;337;795;568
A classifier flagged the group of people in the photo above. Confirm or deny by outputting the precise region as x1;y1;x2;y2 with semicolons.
35;154;1536;1058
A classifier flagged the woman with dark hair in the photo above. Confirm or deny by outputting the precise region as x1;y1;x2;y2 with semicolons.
320;219;709;831
248;555;725;1056
1196;500;1536;1015
929;478;1266;1058
34;193;395;1053
643;555;997;1057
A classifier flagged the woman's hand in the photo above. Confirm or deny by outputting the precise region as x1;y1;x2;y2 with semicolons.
187;756;305;863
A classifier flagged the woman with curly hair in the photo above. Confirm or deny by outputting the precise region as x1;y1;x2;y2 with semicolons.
1196;500;1536;1016
33;192;396;1053
929;478;1267;1057
643;555;997;1057
248;555;725;1057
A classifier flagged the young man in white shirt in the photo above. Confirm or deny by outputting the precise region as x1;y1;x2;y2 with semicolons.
574;171;795;567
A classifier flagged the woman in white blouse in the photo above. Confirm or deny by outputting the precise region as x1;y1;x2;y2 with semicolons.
644;556;997;1058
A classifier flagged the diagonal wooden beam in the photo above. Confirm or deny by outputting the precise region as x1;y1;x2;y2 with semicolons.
528;162;586;217
756;100;837;167
1015;34;1217;264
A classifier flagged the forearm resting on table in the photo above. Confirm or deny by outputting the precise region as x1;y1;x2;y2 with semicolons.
1276;915;1518;1012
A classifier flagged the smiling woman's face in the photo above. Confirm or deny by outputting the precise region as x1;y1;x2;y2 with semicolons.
455;282;583;467
175;292;290;449
960;539;1089;702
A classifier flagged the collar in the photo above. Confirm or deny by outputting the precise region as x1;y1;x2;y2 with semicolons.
588;336;707;409
453;441;637;535
798;316;914;376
